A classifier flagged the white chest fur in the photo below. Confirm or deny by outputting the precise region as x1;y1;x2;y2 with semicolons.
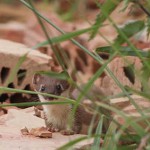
38;95;71;129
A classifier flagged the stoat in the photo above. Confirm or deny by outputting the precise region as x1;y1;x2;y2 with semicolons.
32;73;110;135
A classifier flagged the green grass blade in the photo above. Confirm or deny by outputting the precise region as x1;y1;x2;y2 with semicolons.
114;21;145;46
102;121;118;149
27;0;66;70
87;106;99;138
0;87;75;103
120;133;140;143
115;116;146;139
118;144;137;150
0;100;74;108
97;56;150;128
126;86;150;99
33;27;94;49
99;6;150;71
96;46;150;58
91;115;104;150
72;52;116;118
94;10;150;125
96;101;146;138
57;136;88;150
20;0;113;63
90;0;121;39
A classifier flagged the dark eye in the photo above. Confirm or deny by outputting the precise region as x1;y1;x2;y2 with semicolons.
56;84;62;91
40;85;45;92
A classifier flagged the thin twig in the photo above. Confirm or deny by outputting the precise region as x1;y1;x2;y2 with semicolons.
135;1;150;17
27;0;66;70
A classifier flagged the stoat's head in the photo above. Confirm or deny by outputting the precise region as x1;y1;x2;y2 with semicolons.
32;72;70;101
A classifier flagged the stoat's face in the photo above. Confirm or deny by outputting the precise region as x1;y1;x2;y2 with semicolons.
32;74;70;101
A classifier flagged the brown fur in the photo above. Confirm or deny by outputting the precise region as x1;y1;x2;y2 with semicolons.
32;73;110;135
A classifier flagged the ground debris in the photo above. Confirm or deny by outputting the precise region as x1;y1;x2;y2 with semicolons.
30;127;52;138
21;127;29;135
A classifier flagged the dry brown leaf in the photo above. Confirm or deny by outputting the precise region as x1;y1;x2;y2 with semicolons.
21;127;29;135
30;127;52;138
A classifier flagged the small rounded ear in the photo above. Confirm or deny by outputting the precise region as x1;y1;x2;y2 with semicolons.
32;73;41;85
60;80;70;91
